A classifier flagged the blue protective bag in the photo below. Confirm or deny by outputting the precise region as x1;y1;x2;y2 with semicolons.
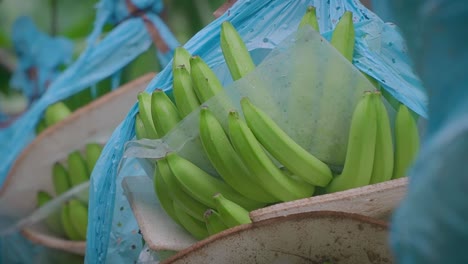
385;1;468;263
85;0;428;263
0;0;179;187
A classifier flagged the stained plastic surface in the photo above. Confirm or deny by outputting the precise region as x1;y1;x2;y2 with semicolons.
85;1;428;263
0;0;179;188
386;1;468;263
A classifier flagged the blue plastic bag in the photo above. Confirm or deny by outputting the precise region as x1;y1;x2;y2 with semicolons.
385;1;468;263
0;0;179;187
9;16;74;104
85;0;428;263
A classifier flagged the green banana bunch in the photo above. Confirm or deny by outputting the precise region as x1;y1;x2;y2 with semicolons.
220;21;256;81
213;193;252;228
67;199;88;240
67;151;89;186
61;203;83;241
190;56;224;103
204;209;228;235
157;158;208;221
137;91;159;139
36;191;65;236
52;162;71;195
165;152;265;211
298;6;319;31
241;97;333;187
228;110;315;202
392;103;420;179
172;201;209;240
326;92;378;193
199;107;278;203
369;92;394;184
85;143;103;174
173;65;200;117
44;102;72;128
330;11;355;62
151;89;182;136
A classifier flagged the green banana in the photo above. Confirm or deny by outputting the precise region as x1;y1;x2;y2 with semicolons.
135;113;148;140
220;21;256;81
67;199;88;240
67;151;89;187
153;165;181;225
137;92;159;139
228;110;315;202
326;92;378;193
36;191;65;236
52;162;71;195
173;65;201;117
298;6;319;31
199;107;278;203
369;92;394;184
330;11;355;62
157;158;208;221
172;46;192;73
166;152;265;211
60;203;83;240
204;209;228;235
213;193;252;228
392;103;420;179
190;56;224;103
151;89;182;137
44;102;72;127
85;143;103;174
241;97;333;187
172;201;209;240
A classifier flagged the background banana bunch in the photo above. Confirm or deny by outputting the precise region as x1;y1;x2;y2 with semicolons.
135;6;420;240
36;143;103;241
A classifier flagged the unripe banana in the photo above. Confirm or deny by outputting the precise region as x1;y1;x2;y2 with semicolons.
67;151;89;187
67;199;88;240
151;89;182;137
326;92;377;193
137;92;159;139
153;165;181;225
220;21;256;81
52;162;71;195
166;152;265;211
44;102;72;127
298;6;319;31
204;209;228;235
190;56;224;103
172;65;200;117
369;92;394;184
330;11;355;62
199;107;278;203
135;113;148;140
213;193;252;228
36;191;65;236
172;46;192;73
172;201;209;240
61;203;83;241
85;143;103;174
228;110;315;202
157;158;208;221
392;103;420;179
241;97;333;187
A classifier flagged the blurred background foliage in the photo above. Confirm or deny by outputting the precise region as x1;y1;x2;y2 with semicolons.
0;0;226;107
